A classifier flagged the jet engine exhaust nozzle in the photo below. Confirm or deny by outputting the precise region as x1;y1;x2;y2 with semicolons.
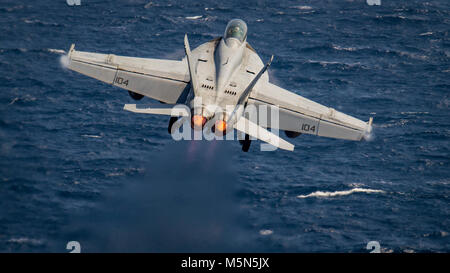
213;120;228;136
191;115;207;130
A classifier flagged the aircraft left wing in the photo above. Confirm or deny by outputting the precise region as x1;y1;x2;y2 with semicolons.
248;82;373;141
66;44;190;104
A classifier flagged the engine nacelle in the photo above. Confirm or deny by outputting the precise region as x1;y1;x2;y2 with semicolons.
284;130;302;138
128;91;144;100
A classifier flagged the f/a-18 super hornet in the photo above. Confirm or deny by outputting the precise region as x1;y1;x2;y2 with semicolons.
65;19;373;152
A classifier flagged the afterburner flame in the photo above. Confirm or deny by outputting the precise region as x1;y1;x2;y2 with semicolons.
191;115;206;129
215;120;227;133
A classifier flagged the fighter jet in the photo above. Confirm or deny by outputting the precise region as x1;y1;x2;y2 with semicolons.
65;19;373;152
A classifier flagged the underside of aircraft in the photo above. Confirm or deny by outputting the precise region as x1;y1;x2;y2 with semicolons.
65;19;373;152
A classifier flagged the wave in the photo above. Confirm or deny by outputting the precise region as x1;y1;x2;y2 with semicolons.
305;59;367;69
7;95;37;105
303;43;430;62
24;19;61;27
400;111;429;115
0;5;24;12
9;97;19;105
259;230;273;236
297;188;385;199
7;237;43;246
332;45;357;52
81;134;102;138
290;5;313;10
185;15;202;20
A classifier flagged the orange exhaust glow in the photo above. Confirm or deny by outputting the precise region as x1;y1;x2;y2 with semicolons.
191;115;206;129
215;120;227;133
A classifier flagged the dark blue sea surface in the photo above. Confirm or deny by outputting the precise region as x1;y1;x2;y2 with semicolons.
0;0;449;252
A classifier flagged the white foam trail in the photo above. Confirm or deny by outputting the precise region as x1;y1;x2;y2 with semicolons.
186;15;202;20
291;5;312;10
81;134;102;138
8;237;43;245
259;230;273;236
48;48;66;55
332;45;357;51
297;188;385;199
400;111;429;115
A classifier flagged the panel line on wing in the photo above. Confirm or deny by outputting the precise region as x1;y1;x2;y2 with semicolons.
316;119;321;136
116;68;189;83
71;60;117;71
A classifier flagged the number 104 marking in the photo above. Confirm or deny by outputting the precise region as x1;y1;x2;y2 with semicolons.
301;123;316;133
115;76;129;86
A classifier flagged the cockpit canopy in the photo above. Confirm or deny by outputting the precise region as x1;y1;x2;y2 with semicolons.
224;19;247;44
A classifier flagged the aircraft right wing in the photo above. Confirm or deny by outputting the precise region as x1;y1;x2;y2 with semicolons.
248;82;373;141
66;44;190;104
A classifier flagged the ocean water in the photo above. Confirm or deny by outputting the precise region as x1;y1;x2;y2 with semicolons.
0;0;449;252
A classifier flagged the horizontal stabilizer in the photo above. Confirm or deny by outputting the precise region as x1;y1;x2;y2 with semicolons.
234;117;294;151
123;104;189;116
